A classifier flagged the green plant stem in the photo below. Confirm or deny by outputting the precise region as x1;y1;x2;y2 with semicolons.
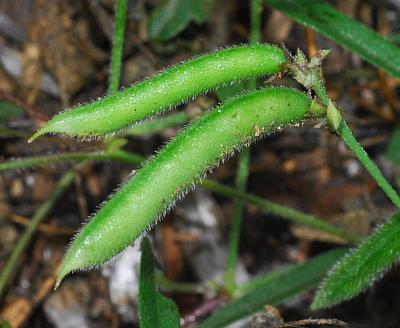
224;149;250;290
0;169;76;300
201;180;362;244
124;112;189;136
0;150;143;172
155;273;208;294
224;0;263;292
0;127;29;139
108;0;128;94
339;120;400;208
301;51;400;209
108;149;144;165
250;0;262;44
313;71;329;106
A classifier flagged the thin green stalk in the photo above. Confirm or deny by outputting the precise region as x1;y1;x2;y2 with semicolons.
124;112;189;136
308;62;400;209
224;149;249;290
0;169;76;300
155;273;207;294
108;0;128;94
108;149;144;165
0;150;143;173
246;0;262;92
224;0;263;291
201;180;362;244
339;120;400;208
250;0;262;44
0;127;29;139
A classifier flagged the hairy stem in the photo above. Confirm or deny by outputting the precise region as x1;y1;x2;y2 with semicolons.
339;120;400;208
224;0;263;292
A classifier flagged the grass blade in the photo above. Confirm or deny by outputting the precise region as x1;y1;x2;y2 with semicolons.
149;0;193;42
267;0;400;78
200;248;347;328
312;212;400;309
139;238;180;328
0;101;23;123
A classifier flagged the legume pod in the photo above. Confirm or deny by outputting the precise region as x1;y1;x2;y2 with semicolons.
56;87;312;286
30;44;286;141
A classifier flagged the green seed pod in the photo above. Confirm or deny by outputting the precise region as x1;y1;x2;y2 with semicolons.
55;87;311;287
29;44;286;141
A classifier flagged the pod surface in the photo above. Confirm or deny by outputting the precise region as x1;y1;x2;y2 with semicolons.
56;87;310;285
31;44;286;140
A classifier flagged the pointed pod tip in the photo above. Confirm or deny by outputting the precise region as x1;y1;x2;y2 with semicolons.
54;278;62;291
54;268;68;290
54;259;76;290
27;130;44;143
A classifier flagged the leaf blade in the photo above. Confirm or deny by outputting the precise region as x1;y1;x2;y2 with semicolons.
387;125;400;166
312;212;400;309
200;248;347;328
267;0;400;78
139;238;180;328
0;101;23;123
149;0;193;42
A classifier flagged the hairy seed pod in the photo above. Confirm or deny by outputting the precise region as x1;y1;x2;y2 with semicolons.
56;88;311;287
29;44;286;141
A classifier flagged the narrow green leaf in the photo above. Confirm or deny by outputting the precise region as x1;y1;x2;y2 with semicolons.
267;0;400;78
149;0;193;42
0;101;23;123
192;0;216;24
200;248;347;328
312;212;400;309
139;238;180;328
387;125;400;166
0;319;10;328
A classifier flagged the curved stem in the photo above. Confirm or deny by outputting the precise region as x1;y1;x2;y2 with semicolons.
339;120;400;208
224;0;263;292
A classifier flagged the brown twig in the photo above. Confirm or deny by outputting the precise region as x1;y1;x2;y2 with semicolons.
304;27;317;58
180;298;224;327
5;213;76;236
